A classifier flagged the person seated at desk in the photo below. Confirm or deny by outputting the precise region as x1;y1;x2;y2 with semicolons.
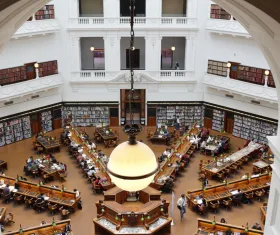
80;132;89;141
3;184;10;195
162;176;174;193
163;149;170;156
159;154;167;163
88;142;97;150
87;167;96;177
200;140;207;150
181;153;190;165
77;154;86;163
50;154;57;164
206;135;214;144
94;177;101;186
74;189;80;198
27;156;34;163
29;162;39;171
197;198;207;213
252;222;262;230
58;162;66;171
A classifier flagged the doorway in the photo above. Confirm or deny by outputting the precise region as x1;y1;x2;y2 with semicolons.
25;62;36;80
120;89;146;125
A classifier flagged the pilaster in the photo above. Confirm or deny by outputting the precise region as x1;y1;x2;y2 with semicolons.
185;35;196;71
70;36;81;71
104;35;121;71
145;36;162;71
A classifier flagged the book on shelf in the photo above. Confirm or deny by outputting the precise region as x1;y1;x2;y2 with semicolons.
62;106;110;127
41;110;53;132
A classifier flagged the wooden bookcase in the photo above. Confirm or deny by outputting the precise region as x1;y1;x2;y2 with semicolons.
210;4;231;20
0;60;58;86
207;60;227;77
38;60;58;77
35;5;55;20
207;60;276;88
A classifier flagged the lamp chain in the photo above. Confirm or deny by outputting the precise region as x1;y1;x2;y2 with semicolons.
129;0;135;125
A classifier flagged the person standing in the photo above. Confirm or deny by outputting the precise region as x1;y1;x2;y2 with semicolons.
176;116;180;130
177;194;187;220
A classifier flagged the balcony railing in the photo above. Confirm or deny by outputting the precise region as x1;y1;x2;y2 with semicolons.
68;17;197;29
71;70;196;83
0;74;63;102
203;74;278;103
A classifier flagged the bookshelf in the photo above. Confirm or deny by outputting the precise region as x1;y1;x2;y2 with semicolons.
155;105;204;127
41;111;53;132
0;60;58;86
38;60;58;77
210;4;231;20
207;60;227;77
0;66;27;86
212;109;225;131
232;114;277;144
35;5;55;20
207;60;276;88
0;123;5;147
62;106;110;127
22;116;32;139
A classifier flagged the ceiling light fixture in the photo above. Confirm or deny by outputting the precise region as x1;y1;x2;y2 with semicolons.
107;0;158;192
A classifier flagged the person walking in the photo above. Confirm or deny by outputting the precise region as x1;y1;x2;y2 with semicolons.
177;194;187;220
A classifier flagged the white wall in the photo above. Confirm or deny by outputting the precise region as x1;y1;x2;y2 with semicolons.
206;34;270;69
120;37;145;70
0;34;60;69
0;0;277;124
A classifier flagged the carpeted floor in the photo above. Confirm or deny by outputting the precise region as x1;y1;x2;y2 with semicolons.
0;127;267;234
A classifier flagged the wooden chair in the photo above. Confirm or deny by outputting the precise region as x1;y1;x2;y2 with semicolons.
222;198;232;210
36;146;44;154
59;206;70;219
255;189;265;201
2;192;12;203
24;196;34;208
230;164;238;174
197;204;207;215
13;194;24;205
93;182;102;194
216;171;225;182
48;202;58;214
30;169;39;178
209;201;220;213
3;213;15;226
42;174;54;183
242;157;249;164
253;166;261;174
58;171;67;181
244;192;254;204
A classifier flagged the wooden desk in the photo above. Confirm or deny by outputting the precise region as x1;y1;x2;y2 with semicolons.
197;218;263;235
94;187;171;235
37;136;60;153
0;160;7;170
150;131;167;145
187;173;271;211
151;124;199;190
260;206;267;224
4;219;71;235
36;159;64;179
68;127;114;190
0;207;6;223
203;143;262;178
95;126;117;142
0;175;81;210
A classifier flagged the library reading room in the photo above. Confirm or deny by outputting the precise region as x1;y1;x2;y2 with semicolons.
0;0;280;235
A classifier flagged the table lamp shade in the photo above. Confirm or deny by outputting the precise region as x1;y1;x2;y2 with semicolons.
107;141;158;191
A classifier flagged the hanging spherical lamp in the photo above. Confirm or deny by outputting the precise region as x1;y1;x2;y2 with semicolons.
107;125;158;191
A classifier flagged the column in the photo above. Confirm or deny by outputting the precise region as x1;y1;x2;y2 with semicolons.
187;0;197;18
70;37;81;71
104;36;120;71
146;0;162;18
264;136;280;235
104;0;119;18
145;36;162;71
68;0;79;18
185;35;196;71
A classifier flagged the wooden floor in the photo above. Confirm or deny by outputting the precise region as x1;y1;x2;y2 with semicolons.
0;127;267;234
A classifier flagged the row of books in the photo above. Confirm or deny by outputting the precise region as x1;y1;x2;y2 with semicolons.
41;111;53;133
232;114;277;144
62;106;110;127
0;116;32;146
